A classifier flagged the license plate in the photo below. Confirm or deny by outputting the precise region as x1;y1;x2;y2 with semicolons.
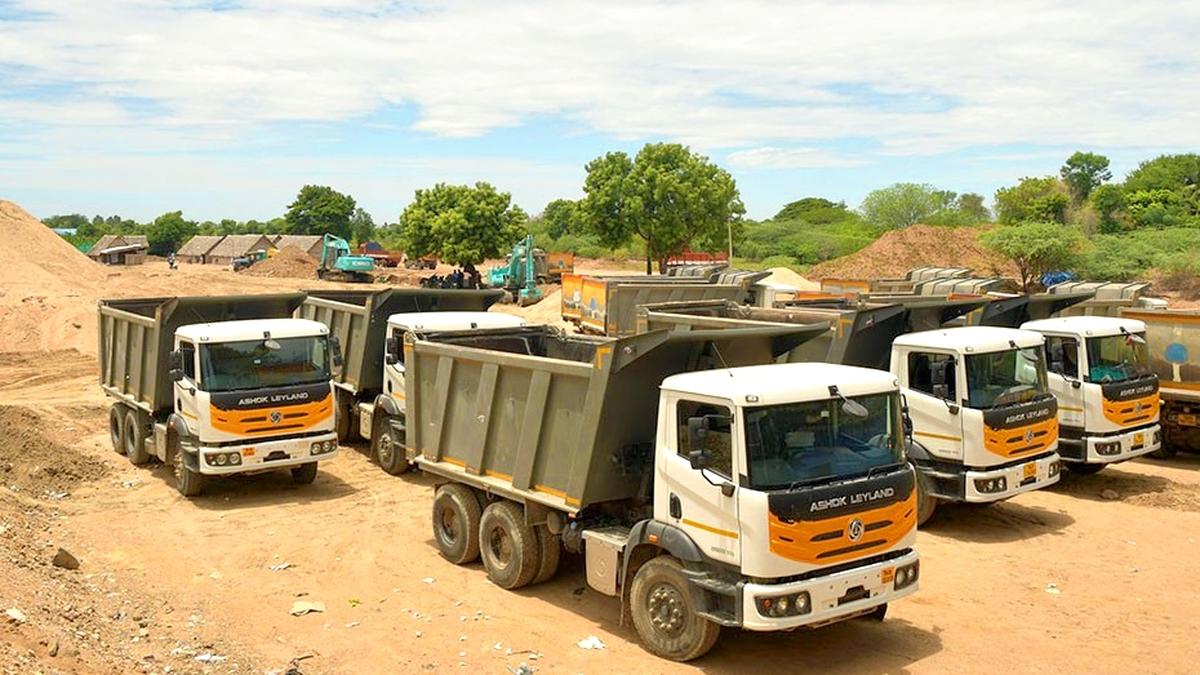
1023;462;1037;479
1179;414;1197;427
1134;433;1144;446
881;567;895;584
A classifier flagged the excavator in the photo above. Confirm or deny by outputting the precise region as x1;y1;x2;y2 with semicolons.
487;233;543;305
317;233;375;283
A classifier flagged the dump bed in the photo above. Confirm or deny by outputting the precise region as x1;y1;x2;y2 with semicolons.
298;288;506;397
406;324;823;512
98;294;307;415
963;292;1095;327
1120;309;1200;402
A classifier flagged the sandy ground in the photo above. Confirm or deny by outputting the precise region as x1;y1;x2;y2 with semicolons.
2;260;1199;674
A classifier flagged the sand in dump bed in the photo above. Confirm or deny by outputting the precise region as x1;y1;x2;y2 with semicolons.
243;245;319;278
761;266;819;290
806;224;1019;280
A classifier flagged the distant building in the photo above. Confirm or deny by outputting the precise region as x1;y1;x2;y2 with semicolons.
205;234;276;266
176;235;225;264
271;234;323;259
87;234;149;265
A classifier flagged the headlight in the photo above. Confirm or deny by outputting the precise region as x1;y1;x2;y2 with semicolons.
216;454;227;466
325;440;337;452
1096;441;1121;456
756;591;812;618
974;477;1008;494
894;561;920;590
1049;461;1061;477
310;442;322;455
229;453;242;465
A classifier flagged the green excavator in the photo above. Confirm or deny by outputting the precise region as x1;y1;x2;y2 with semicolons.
487;233;543;305
317;233;375;283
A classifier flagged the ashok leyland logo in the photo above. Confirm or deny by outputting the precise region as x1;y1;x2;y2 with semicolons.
847;519;864;542
270;410;283;425
1024;429;1035;443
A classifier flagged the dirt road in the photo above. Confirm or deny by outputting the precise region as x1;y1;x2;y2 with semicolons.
1;261;1198;673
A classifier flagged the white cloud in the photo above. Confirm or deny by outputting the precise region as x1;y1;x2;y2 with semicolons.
727;146;868;169
0;0;1197;153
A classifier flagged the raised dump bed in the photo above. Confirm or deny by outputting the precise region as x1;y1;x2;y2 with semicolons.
1121;308;1200;455
406;324;823;511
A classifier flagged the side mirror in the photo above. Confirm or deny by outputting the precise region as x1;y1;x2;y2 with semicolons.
385;336;401;358
330;336;344;369
932;383;950;400
385;353;398;366
169;368;184;382
1050;359;1065;375
688;449;711;471
169;349;184;370
687;416;710;452
1071;379;1082;389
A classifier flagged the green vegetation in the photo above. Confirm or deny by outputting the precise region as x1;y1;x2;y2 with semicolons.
285;185;357;240
859;183;988;230
734;198;874;269
981;222;1083;291
395;182;527;266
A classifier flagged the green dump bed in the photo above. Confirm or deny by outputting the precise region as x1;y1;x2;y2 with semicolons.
406;324;823;512
297;288;506;398
1121;309;1200;402
98;294;307;415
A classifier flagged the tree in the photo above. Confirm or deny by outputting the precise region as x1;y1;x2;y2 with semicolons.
773;197;854;224
994;176;1070;224
284;185;357;239
396;182;527;266
540;199;583;239
350;208;375;245
145;211;198;256
981;222;1083;291
859;183;940;230
1090;184;1127;233
1060;151;1111;202
581;143;744;273
956;193;990;222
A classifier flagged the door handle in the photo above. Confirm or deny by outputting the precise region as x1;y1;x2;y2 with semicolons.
669;493;681;519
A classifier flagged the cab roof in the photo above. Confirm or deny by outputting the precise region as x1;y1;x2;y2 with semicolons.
1021;315;1146;337
177;318;328;343
387;311;526;332
660;362;898;406
893;325;1043;353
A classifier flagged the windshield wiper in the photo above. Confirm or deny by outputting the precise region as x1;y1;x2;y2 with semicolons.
868;462;903;479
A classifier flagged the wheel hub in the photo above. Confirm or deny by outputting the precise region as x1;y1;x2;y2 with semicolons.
488;527;512;567
439;507;459;543
377;434;394;466
648;583;686;635
172;449;184;482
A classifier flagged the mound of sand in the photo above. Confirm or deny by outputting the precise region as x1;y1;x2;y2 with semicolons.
806;225;1018;280
243;246;319;279
0;200;104;290
760;267;819;290
0;406;109;496
490;288;571;328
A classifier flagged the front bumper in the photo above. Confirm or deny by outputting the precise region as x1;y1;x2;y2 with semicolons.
963;453;1061;502
740;550;919;631
1069;424;1161;464
197;433;338;475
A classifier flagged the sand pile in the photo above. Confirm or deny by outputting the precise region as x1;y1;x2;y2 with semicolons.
806;225;1018;280
0;200;104;290
243;246;319;278
761;267;819;290
0;406;109;496
491;288;571;328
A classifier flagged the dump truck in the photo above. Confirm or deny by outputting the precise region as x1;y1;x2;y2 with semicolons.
818;267;972;295
1016;316;1161;472
404;325;919;661
1047;281;1168;316
1120;308;1200;458
635;300;1062;525
296;288;511;469
98;294;340;497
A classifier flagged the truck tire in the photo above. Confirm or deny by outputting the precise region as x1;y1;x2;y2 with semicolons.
478;501;539;589
532;525;561;585
432;484;482;564
291;462;319;485
1149;446;1177;460
123;409;151;465
629;556;720;662
916;476;938;527
1066;462;1105;475
171;446;205;497
109;405;125;455
334;391;353;442
372;414;410;475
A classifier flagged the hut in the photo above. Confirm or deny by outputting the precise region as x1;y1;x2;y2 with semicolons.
205;234;276;266
271;234;324;259
177;235;225;264
87;234;149;265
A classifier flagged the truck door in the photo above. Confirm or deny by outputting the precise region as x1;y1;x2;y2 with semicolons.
174;340;201;427
659;397;741;566
903;350;966;460
384;327;407;414
1045;334;1085;429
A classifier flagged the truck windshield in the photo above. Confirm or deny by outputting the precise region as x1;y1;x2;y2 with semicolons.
1086;334;1150;383
743;393;903;490
965;347;1048;409
200;336;330;392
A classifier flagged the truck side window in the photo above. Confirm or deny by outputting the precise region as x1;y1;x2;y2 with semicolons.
908;352;957;400
1045;336;1079;378
179;342;196;380
677;400;733;479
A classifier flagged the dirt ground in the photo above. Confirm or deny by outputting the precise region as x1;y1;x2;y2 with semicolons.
0;208;1196;673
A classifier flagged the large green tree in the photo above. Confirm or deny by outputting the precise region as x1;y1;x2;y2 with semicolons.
859;183;941;230
1060;151;1111;202
396;182;527;266
955;193;990;222
581;143;744;273
540;199;583;239
284;185;357;239
994;176;1070;224
146;211;198;256
350;207;376;245
1090;184;1127;233
981;222;1083;291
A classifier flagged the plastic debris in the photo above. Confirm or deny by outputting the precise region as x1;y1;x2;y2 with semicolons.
6;608;27;624
290;601;326;616
577;635;605;650
1045;583;1061;595
194;653;226;663
270;562;293;572
422;577;436;584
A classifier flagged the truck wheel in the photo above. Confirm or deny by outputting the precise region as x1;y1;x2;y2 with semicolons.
109;405;125;455
432;484;482;564
123;410;151;465
334;392;353;442
291;462;319;485
478;501;539;589
372;414;410;475
916;477;938;527
866;602;888;621
532;525;561;585
172;447;205;497
1149;446;1177;460
629;556;720;662
1066;462;1105;475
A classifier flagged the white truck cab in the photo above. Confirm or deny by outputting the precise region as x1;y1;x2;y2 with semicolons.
1021;316;1161;472
891;326;1062;523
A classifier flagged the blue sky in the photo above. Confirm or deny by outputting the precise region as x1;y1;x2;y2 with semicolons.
2;1;1198;223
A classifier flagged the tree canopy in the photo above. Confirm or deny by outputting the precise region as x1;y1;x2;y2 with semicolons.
145;211;198;256
859;183;940;230
994;176;1070;224
284;185;357;239
581;143;744;273
540;199;583;239
1060;151;1111;202
396;182;527;266
981;222;1083;291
